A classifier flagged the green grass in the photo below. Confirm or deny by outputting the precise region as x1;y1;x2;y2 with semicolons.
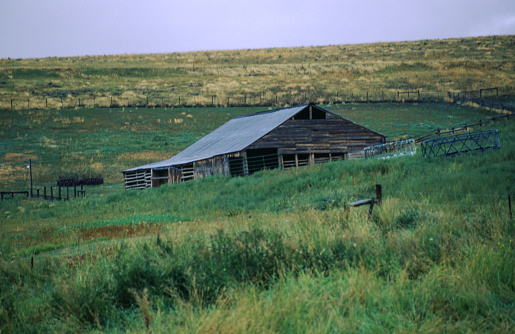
0;103;499;194
1;104;514;332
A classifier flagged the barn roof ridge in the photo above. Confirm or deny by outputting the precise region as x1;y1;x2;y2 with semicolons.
233;103;311;119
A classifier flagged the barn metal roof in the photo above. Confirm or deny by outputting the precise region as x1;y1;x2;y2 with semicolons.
123;103;385;172
123;104;308;172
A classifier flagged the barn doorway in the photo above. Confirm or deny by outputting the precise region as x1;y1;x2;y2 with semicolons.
246;148;279;175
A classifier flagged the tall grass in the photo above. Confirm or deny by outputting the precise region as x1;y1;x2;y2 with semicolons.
1;119;513;332
1;35;514;110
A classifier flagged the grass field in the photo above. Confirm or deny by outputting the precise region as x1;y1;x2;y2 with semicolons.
1;35;514;332
1;102;514;332
1;35;514;110
0;102;500;191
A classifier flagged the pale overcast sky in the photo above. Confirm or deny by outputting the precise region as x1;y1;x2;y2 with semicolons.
1;0;514;59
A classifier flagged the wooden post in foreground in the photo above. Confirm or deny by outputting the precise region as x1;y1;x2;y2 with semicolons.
376;184;382;206
348;184;382;220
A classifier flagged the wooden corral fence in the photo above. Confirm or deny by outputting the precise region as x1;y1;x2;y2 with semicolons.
0;191;29;201
30;185;86;201
1;185;86;202
420;130;500;158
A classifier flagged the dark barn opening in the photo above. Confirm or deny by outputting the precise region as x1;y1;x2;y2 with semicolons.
247;148;279;174
229;157;245;177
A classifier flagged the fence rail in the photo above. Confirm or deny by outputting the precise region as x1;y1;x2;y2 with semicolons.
2;86;512;111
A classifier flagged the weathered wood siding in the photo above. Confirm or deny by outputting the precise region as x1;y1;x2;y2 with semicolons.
193;155;228;179
247;112;384;157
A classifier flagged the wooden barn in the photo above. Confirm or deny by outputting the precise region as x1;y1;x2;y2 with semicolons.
122;103;386;189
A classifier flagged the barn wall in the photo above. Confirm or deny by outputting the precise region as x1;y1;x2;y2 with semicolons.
193;155;229;180
247;112;384;157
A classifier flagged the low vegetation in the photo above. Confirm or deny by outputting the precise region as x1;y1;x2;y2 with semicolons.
1;106;514;332
1;35;514;332
0;103;500;190
1;35;514;109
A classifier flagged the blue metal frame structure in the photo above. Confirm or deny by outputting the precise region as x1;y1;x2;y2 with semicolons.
421;130;500;158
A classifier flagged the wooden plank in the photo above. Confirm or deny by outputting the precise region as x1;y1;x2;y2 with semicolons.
348;198;376;207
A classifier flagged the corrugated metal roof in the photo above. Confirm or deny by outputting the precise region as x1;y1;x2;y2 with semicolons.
123;104;308;172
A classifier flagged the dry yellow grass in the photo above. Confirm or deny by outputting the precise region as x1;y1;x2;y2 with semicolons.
0;36;513;109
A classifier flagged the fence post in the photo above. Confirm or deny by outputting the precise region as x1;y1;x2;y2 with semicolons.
11;99;13;110
376;184;382;206
58;186;62;200
27;99;29;109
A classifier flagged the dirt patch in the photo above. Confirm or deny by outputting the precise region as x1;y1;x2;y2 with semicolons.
117;151;168;161
3;153;38;163
89;162;103;172
79;222;161;241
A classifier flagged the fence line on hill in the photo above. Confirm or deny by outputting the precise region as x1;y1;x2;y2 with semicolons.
2;87;512;111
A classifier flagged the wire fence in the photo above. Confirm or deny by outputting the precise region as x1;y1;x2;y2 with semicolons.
2;87;510;111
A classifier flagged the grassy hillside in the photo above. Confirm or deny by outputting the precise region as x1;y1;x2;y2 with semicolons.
1;117;513;332
1;36;514;332
0;103;501;190
1;35;514;109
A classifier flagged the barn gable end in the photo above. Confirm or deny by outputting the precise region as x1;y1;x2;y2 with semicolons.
122;103;385;190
